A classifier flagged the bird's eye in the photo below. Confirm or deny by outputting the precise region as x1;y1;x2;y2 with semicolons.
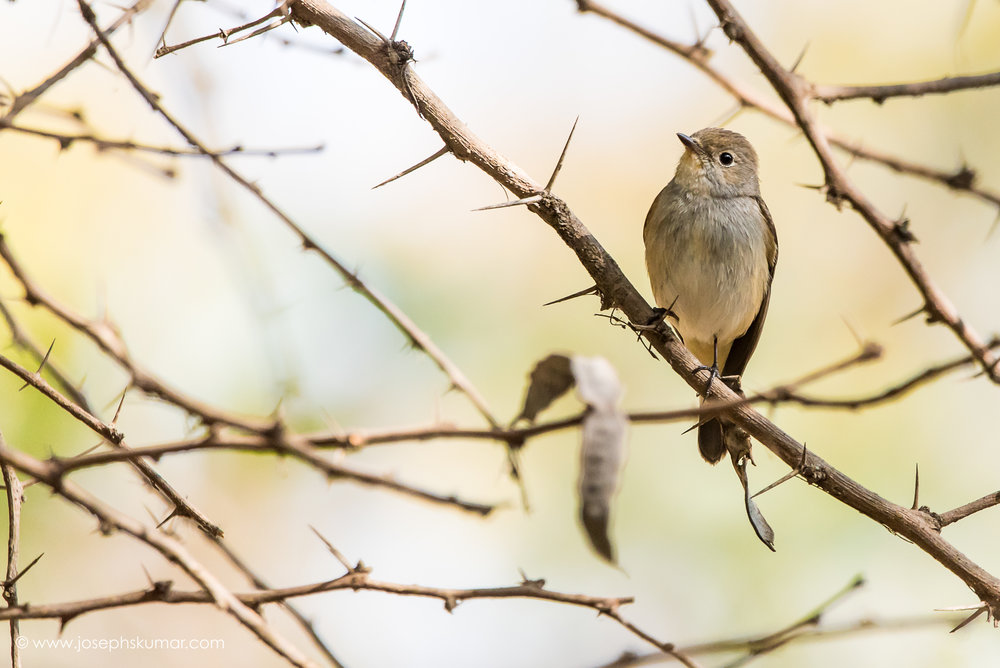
719;152;734;166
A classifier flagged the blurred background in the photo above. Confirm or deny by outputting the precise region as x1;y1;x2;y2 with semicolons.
1;0;1000;666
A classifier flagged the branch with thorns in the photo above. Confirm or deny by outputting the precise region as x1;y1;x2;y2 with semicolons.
283;0;1000;624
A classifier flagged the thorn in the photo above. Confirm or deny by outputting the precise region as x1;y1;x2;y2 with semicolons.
472;194;542;211
911;463;920;510
390;0;407;42
111;386;127;425
840;316;864;348
711;102;745;129
790;41;810;73
945;165;976;190
891;216;918;243
20;338;55;391
987;209;1000;242
372;146;448;189
680;420;700;436
518;569;545;588
355;17;389;44
752;444;809;499
544;116;579;191
309;525;355;573
688;10;714;60
543;284;598;307
949;605;988;632
3;552;43;588
155;507;181;530
892;304;926;326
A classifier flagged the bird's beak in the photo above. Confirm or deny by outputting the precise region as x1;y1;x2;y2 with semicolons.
676;133;701;155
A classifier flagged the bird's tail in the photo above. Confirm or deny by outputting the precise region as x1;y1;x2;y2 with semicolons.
697;408;726;464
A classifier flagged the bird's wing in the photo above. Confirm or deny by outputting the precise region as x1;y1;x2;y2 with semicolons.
722;196;778;379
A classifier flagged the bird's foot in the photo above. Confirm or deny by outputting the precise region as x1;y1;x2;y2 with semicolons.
693;363;721;397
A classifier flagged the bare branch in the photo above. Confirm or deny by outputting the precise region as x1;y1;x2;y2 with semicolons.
2;463;24;668
771;338;1000;410
0;233;273;434
705;0;1000;382
0;430;316;666
0;565;633;624
2;0;154;121
209;536;346;668
937;490;1000;528
0;120;324;158
70;4;499;430
604;613;962;667
287;0;1000;620
49;430;496;516
0;347;224;537
0;298;92;411
574;2;1000;213
0;350;123;445
154;6;286;58
812;71;1000;104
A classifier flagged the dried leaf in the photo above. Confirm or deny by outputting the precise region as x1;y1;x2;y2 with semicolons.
513;354;574;424
574;356;627;563
571;355;623;412
727;424;776;551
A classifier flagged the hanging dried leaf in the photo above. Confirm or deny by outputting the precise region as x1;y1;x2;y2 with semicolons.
726;423;776;551
570;355;623;412
512;354;574;424
573;356;627;563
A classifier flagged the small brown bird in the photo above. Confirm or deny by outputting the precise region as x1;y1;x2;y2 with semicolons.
643;128;777;463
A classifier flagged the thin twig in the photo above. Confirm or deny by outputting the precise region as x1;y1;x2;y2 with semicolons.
2;460;24;668
0;233;273;434
0;567;633;625
705;0;1000;382
209;536;346;668
0;297;93;412
811;71;1000;103
0;431;315;666
574;0;1000;212
74;3;500;430
49;430;495;516
0;347;224;537
770;338;1000;409
0;120;324;158
2;0;155;121
937;490;1000;528
287;0;1000;620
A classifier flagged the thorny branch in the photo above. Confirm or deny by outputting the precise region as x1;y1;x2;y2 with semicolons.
0;434;316;668
45;337;990;476
2;459;25;668
286;0;1000;622
0;338;225;538
573;0;1000;212
0;570;633;624
810;70;1000;104
703;0;1000;383
0;0;998;665
0;119;324;160
72;0;501;433
0;335;493;516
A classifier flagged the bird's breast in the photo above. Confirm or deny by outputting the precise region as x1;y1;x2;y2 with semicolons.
644;191;769;359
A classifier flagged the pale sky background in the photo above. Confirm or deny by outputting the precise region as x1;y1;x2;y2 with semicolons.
1;1;1000;666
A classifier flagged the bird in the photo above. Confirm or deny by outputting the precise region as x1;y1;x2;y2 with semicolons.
643;128;777;463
